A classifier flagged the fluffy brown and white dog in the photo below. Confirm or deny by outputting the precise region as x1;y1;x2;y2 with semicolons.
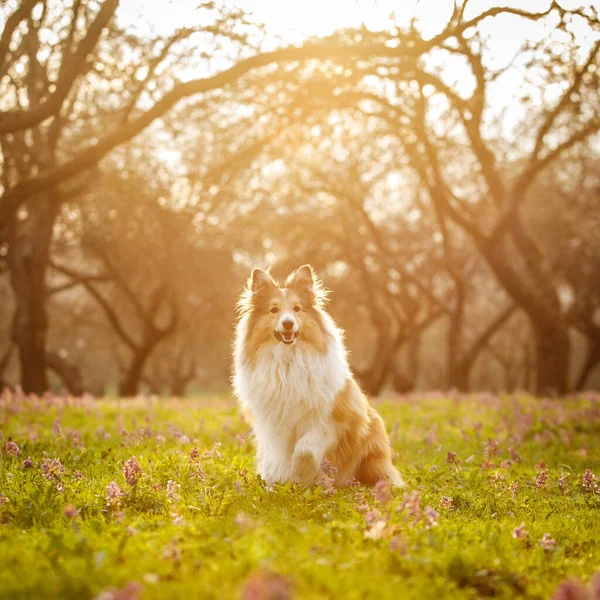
233;264;403;488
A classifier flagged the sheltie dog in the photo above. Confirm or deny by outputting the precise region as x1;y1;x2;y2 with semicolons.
233;264;403;488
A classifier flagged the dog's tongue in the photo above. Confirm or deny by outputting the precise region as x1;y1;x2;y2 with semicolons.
282;332;294;341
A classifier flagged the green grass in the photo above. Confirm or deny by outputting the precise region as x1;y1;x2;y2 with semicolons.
1;391;599;599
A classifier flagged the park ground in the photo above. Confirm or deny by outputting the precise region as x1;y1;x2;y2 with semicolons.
0;390;599;599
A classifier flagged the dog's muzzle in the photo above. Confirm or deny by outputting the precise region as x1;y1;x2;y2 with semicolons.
274;330;298;345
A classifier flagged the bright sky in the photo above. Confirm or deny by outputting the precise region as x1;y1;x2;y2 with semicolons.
118;0;599;42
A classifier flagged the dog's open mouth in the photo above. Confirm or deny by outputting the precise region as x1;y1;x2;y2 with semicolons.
275;331;298;345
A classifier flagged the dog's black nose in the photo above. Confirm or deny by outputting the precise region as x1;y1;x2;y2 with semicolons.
282;319;294;331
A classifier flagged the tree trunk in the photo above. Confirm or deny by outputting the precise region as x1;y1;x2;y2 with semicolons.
118;330;170;397
574;339;600;391
46;351;84;396
531;318;570;395
6;196;59;394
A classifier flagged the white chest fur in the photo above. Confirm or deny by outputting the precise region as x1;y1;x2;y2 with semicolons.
233;316;349;483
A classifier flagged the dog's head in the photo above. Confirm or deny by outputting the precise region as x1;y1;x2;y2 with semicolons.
237;264;329;351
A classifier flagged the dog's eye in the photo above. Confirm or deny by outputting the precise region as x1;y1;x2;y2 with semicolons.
270;307;279;314
293;306;301;312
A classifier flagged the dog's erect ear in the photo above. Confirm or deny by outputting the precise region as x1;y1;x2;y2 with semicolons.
286;264;329;307
250;268;275;293
286;264;315;290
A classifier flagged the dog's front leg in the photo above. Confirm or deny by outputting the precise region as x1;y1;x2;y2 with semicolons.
291;426;335;485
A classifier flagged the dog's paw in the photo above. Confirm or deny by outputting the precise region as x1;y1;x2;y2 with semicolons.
291;450;319;485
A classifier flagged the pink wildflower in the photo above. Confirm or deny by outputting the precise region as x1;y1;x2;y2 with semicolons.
234;512;255;531
52;420;62;437
105;481;124;509
374;479;390;504
94;581;143;600
364;509;389;540
389;536;407;553
425;506;439;529
189;448;200;463
344;477;361;487
364;519;388;540
365;508;383;525
4;441;20;456
320;459;338;478
399;491;422;525
440;496;454;510
485;438;499;459
242;570;292;600
512;523;528;539
536;469;549;490
558;475;569;492
63;504;78;519
583;469;598;493
22;456;33;469
166;480;180;504
539;533;557;550
122;457;142;487
551;580;588;600
319;459;338;496
446;451;459;465
42;458;65;481
508;447;522;463
73;470;83;480
509;482;518;500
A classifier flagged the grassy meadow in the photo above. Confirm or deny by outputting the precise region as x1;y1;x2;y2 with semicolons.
0;390;599;599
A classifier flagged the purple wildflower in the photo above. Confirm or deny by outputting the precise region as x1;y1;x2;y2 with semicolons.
93;581;143;600
52;420;62;437
364;509;388;540
344;477;361;487
166;480;180;504
319;459;338;496
42;458;65;481
508;447;522;463
512;523;528;539
425;506;439;529
242;570;292;600
122;457;142;487
22;456;33;469
558;475;569;493
540;533;557;550
320;459;338;478
537;469;549;490
583;469;598;493
551;580;588;600
4;441;20;456
105;481;124;509
63;504;78;519
73;470;83;480
374;479;390;504
234;512;255;531
440;496;454;511
389;536;407;553
398;491;422;525
446;451;459;465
